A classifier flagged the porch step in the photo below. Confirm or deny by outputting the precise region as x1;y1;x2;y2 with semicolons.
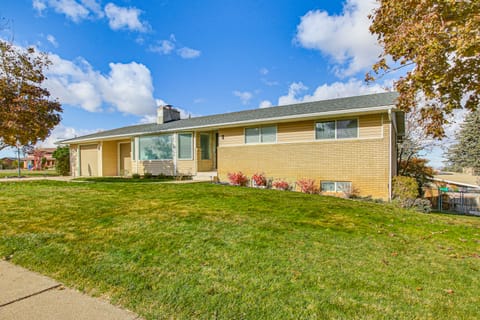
193;171;218;182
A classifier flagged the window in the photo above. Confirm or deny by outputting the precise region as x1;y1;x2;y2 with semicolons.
245;126;277;144
321;181;352;193
139;135;173;160
315;121;335;140
337;119;358;139
178;133;193;159
316;119;358;140
200;133;210;160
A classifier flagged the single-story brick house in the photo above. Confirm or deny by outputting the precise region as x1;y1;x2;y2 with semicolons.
59;92;404;200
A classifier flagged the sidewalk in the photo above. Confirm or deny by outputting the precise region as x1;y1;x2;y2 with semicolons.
0;261;142;320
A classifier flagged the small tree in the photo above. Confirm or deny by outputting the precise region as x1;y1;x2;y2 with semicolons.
0;40;62;152
52;146;70;176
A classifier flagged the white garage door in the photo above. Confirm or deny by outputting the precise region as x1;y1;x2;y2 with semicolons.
80;144;98;176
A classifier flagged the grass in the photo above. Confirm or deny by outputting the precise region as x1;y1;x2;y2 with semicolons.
0;181;479;319
0;169;59;178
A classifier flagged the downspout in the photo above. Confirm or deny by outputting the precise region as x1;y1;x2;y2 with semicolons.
173;133;178;176
388;109;393;201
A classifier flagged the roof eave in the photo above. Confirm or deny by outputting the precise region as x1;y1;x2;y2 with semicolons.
59;104;396;144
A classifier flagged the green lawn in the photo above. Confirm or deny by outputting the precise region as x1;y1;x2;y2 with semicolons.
0;181;479;319
0;169;59;178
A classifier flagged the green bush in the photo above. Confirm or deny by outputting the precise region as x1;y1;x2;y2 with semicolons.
393;176;418;200
143;172;153;179
132;173;141;179
52;146;70;176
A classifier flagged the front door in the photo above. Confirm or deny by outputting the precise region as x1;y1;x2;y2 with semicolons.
119;143;131;176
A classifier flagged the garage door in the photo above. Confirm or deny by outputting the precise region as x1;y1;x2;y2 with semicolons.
80;144;98;176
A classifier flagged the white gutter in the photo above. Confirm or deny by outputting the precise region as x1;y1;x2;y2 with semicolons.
60;105;396;144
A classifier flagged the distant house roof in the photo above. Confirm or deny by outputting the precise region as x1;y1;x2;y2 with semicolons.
60;92;399;144
433;172;480;190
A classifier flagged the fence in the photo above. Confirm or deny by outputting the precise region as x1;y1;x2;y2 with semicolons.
425;187;480;216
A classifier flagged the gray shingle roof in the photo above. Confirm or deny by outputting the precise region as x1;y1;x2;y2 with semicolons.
60;92;399;144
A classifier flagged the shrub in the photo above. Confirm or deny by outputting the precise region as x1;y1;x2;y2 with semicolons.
143;172;153;179
52;146;70;176
272;180;290;191
227;172;249;186
251;172;267;187
132;173;141;179
296;178;317;194
413;198;432;213
392;176;418;201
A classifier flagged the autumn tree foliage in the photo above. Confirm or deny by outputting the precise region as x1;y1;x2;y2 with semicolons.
0;40;62;150
446;110;480;173
367;0;479;137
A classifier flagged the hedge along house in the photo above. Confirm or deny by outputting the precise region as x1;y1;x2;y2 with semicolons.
59;92;404;200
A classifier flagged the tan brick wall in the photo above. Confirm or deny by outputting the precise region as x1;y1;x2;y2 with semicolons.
217;114;392;200
177;159;195;176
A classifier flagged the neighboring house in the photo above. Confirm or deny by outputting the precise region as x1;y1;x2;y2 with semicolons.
59;92;404;200
23;148;56;170
432;172;480;191
0;157;18;169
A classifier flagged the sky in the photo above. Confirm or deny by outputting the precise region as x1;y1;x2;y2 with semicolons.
0;0;461;167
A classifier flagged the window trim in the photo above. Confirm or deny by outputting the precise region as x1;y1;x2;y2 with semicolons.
315;117;359;140
177;132;193;160
320;181;352;193
244;125;277;144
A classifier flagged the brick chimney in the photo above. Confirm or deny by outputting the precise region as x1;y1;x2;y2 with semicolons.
157;105;181;124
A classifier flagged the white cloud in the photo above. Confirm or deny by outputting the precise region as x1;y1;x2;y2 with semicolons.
45;54;157;116
104;2;148;32
46;34;58;47
278;82;308;105
149;40;175;55
149;35;201;59
233;90;253;105
38;124;96;148
259;100;273;108
33;0;47;12
33;0;90;22
33;0;104;21
259;67;269;75
177;47;201;59
295;0;380;77
278;79;386;105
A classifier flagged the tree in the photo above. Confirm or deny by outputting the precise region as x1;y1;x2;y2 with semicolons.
446;110;480;173
52;146;70;176
367;0;480;137
399;157;435;196
0;40;62;150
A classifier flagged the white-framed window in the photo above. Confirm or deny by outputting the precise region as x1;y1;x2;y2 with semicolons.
138;135;173;160
315;119;358;140
245;126;277;144
321;181;352;193
178;133;193;160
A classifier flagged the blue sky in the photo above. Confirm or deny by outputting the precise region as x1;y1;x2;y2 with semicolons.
0;0;454;167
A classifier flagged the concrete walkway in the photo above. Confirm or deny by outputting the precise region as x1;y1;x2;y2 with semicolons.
0;261;142;320
0;176;74;183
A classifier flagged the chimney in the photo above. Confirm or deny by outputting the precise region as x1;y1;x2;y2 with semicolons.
157;105;181;124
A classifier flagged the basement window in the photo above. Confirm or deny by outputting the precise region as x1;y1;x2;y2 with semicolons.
321;181;352;193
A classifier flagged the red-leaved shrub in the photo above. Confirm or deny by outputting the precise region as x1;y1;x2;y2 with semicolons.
296;178;317;194
227;172;249;186
251;172;267;187
272;180;290;191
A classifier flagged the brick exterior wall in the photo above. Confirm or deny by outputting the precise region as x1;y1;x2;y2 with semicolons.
217;114;392;200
